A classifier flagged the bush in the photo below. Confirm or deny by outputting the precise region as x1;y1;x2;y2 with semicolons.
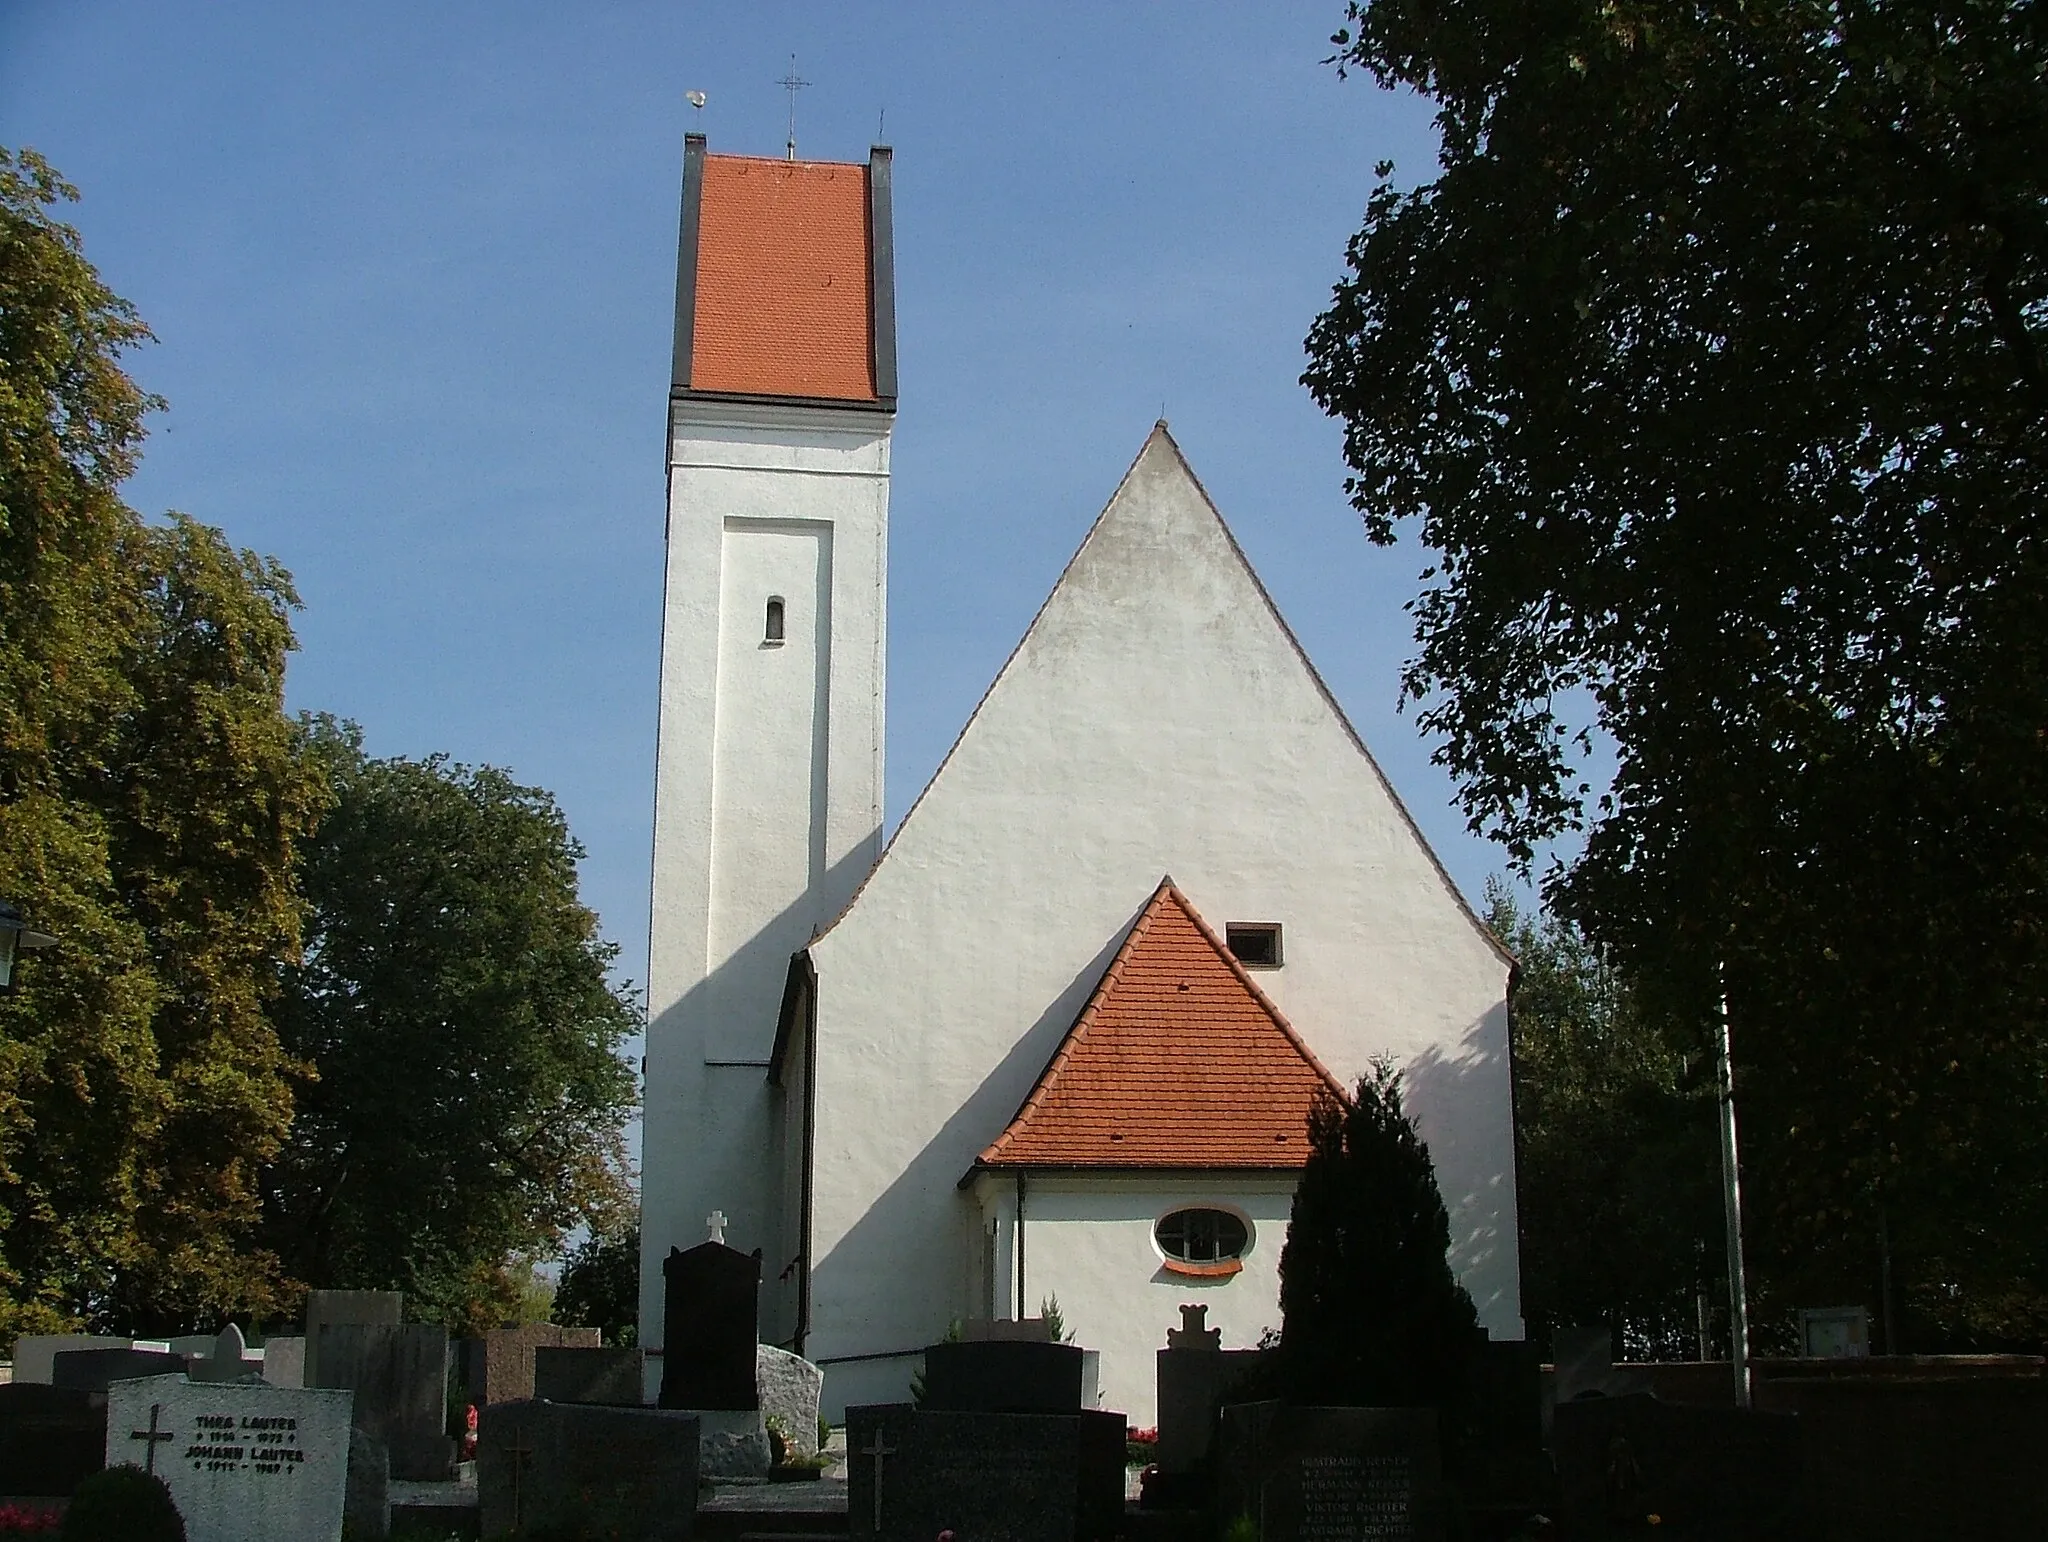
60;1466;184;1542
1277;1061;1478;1420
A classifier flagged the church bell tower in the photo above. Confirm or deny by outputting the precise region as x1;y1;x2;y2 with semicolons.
641;136;895;1352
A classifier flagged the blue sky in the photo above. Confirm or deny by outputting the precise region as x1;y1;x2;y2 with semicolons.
2;3;1536;1013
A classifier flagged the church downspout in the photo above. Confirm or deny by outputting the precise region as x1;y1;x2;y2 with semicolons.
1015;1173;1027;1319
796;972;818;1355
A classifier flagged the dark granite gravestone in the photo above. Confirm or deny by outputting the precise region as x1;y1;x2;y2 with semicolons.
50;1348;187;1391
0;1384;106;1496
1214;1401;1446;1542
846;1403;1125;1542
1551;1393;1803;1541
478;1398;698;1540
477;1323;602;1405
659;1241;759;1411
534;1346;645;1406
312;1322;453;1481
921;1341;1099;1414
1154;1305;1267;1479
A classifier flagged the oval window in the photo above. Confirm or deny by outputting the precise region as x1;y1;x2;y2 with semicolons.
1155;1208;1249;1264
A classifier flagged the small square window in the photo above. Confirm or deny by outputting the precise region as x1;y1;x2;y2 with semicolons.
1226;923;1282;969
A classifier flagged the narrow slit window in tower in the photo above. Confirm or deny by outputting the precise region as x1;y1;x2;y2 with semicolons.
764;596;786;645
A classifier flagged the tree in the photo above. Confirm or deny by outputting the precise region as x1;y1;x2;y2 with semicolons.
1;147;321;1339
553;1223;639;1347
1306;3;2048;1345
1278;1063;1476;1416
1490;882;1718;1357
262;722;638;1336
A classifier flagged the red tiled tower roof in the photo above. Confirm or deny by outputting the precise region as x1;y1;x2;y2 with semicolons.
670;138;896;407
974;880;1347;1173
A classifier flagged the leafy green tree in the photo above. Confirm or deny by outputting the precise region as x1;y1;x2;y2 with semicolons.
1490;882;1718;1357
1306;2;2048;1346
262;722;638;1336
553;1223;639;1347
1;147;320;1339
1278;1063;1476;1417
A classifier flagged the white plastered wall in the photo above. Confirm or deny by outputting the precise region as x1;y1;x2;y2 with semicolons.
804;428;1519;1419
641;398;890;1363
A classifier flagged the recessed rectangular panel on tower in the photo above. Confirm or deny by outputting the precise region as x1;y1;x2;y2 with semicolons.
705;517;833;1062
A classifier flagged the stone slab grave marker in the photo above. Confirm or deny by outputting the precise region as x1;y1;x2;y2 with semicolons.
476;1322;602;1405
192;1323;262;1384
847;1403;1126;1542
0;1384;107;1498
1155;1305;1264;1477
660;1211;769;1478
260;1335;305;1390
922;1338;1100;1414
1551;1391;1802;1541
302;1288;401;1387
312;1322;453;1481
51;1347;187;1391
1215;1401;1446;1542
757;1344;824;1459
478;1398;699;1541
534;1345;645;1407
104;1373;353;1542
9;1336;130;1386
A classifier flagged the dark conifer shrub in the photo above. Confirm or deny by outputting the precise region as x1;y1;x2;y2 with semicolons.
1278;1059;1478;1418
60;1465;185;1542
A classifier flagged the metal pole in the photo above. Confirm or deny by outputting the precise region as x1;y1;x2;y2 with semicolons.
1716;975;1752;1409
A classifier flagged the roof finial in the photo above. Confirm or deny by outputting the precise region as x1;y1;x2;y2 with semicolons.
778;55;811;160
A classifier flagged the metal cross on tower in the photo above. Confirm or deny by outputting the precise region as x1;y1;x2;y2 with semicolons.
129;1403;175;1475
777;55;810;159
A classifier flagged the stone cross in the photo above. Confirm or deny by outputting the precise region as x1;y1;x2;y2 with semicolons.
706;1210;727;1245
129;1402;174;1475
859;1430;896;1531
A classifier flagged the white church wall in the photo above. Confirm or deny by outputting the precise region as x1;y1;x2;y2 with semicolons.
802;430;1519;1415
972;1172;1297;1429
641;398;890;1362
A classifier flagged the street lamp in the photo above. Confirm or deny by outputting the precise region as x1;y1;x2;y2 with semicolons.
0;902;57;992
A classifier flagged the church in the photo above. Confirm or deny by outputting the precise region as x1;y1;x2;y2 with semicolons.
637;138;1523;1425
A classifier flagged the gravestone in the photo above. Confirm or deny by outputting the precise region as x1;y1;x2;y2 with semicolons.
477;1322;602;1405
922;1339;1100;1414
192;1324;262;1384
52;1347;188;1391
1553;1323;1649;1404
659;1231;760;1411
533;1346;645;1407
1214;1401;1446;1542
846;1403;1126;1542
1551;1392;1803;1541
961;1318;1058;1343
103;1372;353;1542
477;1398;698;1540
346;1424;389;1540
312;1323;452;1481
9;1336;130;1386
302;1289;402;1387
757;1344;824;1458
261;1336;306;1390
1154;1305;1265;1476
0;1384;106;1497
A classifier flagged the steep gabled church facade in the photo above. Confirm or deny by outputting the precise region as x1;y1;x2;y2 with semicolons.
641;141;1522;1424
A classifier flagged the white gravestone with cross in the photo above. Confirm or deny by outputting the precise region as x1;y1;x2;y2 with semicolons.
105;1374;354;1542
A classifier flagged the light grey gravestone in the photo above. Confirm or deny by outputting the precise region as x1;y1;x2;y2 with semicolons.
312;1323;452;1481
103;1373;352;1542
302;1289;402;1387
757;1344;824;1458
192;1324;262;1384
259;1336;305;1390
478;1398;698;1541
9;1335;130;1386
